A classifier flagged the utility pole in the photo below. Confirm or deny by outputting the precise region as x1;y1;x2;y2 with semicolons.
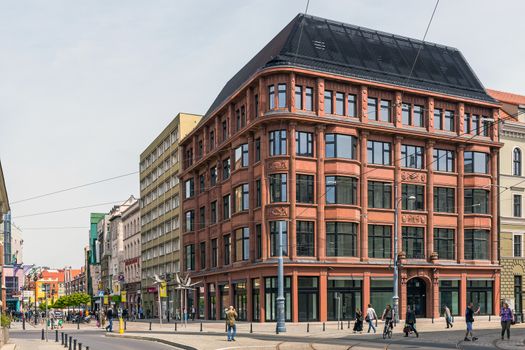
276;220;286;333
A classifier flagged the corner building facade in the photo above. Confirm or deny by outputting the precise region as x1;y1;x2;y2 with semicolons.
180;14;502;322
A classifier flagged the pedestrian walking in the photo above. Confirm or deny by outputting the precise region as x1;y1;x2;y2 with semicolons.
500;302;513;340
353;307;363;333
464;302;480;342
443;305;453;329
226;306;237;341
365;304;377;333
105;307;114;332
404;305;419;337
191;306;196;321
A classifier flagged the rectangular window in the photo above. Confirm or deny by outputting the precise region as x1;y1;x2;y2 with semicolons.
514;235;523;258
434;187;455;213
210;201;217;224
268;85;275;109
368;97;377;120
269;130;287;156
444;110;455;131
464;229;489;260
256;179;262;207
324;90;333;114
184;179;194;199
234;144;249;169
368;225;392;258
380;100;391;122
210;167;217;186
464;113;471;134
347;94;357;117
241;105;246;128
199;206;205;229
254;94;259;118
278;83;286;108
209;130;214;150
269;174;287;202
223;195;231;220
200;242;206;269
256;224;262;259
185;210;194;231
433;149;455;172
222;158;231;180
199;174;205;193
482;116;490;137
326;222;357;257
235;227;250;262
295;85;303;110
325;134;357;159
464;189;489;214
234;184;249;213
402;103;411;125
270;221;288;256
326;176;357;205
296;131;313;157
402;226;425;259
367;140;391;165
305;87;314;111
255;138;261;162
472;115;480;135
224;234;231;265
198;140;203;158
464;152;489;174
185;244;195;271
296;221;315;256
211;239;218;267
434;109;442;130
413;105;424;127
235;109;241;131
368;181;392;209
434;228;455;260
515;195;522;217
402;184;425;211
335;92;344;115
401;144;424;169
222;120;228;142
296;174;314;204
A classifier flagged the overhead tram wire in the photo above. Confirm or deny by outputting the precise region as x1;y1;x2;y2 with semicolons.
11;171;138;204
12;200;127;219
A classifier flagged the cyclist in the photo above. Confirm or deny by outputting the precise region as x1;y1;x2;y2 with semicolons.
381;304;394;336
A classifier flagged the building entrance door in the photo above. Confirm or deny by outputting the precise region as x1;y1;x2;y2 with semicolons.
407;277;426;317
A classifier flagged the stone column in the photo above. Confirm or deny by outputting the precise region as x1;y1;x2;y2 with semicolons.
292;270;298;322
360;131;369;261
427;97;434;132
289;122;297;260
359;86;368;123
319;270;328;322
246;87;252;123
289;73;296;113
362;273;370;309
426;141;435;261
259;274;265;323
457;145;465;263
394;91;402;128
246;278;253;321
457;103;465;136
228;103;234;137
491;149;498;264
258;77;266;118
316;125;326;261
460;273;467;316
316;78;325;117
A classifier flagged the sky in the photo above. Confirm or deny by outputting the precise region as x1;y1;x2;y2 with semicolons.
0;0;524;268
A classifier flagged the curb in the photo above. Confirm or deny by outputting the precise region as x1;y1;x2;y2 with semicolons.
105;333;198;350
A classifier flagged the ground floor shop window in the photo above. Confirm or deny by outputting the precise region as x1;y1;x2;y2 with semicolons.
327;279;362;321
219;284;229;319
208;283;216;320
265;276;291;321
252;278;260;321
198;286;205;319
298;277;319;321
370;279;393;310
439;280;459;316
233;281;247;321
515;276;523;316
467;280;493;315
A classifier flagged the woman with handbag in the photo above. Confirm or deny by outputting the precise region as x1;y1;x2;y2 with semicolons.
500;302;513;340
353;307;363;333
365;304;377;333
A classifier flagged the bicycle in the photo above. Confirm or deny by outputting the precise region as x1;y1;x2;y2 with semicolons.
382;318;393;339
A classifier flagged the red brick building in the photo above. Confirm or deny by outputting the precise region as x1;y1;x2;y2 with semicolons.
180;14;502;322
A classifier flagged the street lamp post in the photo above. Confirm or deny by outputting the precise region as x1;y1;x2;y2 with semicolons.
393;183;415;324
276;220;286;333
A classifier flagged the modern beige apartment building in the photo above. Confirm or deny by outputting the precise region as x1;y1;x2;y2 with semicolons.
140;113;202;318
488;89;525;318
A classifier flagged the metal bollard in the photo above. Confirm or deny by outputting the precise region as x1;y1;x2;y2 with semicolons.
348;319;350;329
124;320;127;330
68;336;72;350
250;322;253;333
56;330;59;342
78;343;82;350
73;339;77;350
323;322;325;331
200;322;203;332
307;323;309;333
489;314;491;322
276;325;279;334
23;317;26;330
149;322;152;330
174;322;177;331
41;329;45;340
225;323;227;332
61;332;64;345
86;347;89;350
64;334;68;348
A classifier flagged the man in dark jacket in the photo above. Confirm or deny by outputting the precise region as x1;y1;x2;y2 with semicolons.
464;302;480;341
404;305;419;337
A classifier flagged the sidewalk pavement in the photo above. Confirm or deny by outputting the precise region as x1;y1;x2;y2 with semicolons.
2;338;65;350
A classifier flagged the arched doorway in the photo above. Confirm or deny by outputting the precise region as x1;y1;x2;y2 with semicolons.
407;278;426;317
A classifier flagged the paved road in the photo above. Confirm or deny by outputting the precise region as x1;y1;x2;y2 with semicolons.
10;329;179;350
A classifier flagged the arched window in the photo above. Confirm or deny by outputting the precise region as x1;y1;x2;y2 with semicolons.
514;148;522;176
